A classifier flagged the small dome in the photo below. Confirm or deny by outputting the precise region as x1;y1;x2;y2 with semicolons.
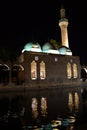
42;42;59;54
23;42;42;52
42;42;55;50
58;46;72;55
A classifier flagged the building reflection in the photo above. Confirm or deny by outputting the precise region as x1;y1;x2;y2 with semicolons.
74;92;79;112
66;124;74;130
68;93;74;113
31;97;48;118
0;87;82;130
68;92;79;114
41;97;48;117
31;97;38;119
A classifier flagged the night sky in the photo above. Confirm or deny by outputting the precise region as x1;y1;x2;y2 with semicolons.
0;0;87;65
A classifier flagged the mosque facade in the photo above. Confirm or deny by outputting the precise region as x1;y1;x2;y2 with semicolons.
0;6;81;88
18;6;81;87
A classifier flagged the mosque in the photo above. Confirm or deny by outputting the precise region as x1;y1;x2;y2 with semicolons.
0;6;82;88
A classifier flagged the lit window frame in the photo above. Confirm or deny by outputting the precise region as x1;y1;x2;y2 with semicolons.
40;61;46;80
73;63;78;79
67;62;72;79
31;61;37;80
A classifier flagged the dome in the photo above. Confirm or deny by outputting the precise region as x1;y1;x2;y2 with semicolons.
42;42;59;54
23;42;42;52
58;46;72;55
42;42;55;50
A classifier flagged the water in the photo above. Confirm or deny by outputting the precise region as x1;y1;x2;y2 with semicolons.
0;86;87;130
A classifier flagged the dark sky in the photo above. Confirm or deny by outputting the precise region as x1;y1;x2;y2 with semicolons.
0;0;87;65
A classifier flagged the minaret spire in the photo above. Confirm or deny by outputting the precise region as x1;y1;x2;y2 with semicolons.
60;4;66;18
59;5;69;48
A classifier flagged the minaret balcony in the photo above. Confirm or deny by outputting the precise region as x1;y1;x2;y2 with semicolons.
59;18;68;23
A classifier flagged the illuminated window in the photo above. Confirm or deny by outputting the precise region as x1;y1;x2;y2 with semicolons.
40;61;46;79
67;62;72;79
31;61;37;80
73;64;78;78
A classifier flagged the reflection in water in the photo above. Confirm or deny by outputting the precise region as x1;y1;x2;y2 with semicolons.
68;93;74;113
20;107;25;116
69;125;74;130
0;87;86;130
68;92;79;114
41;97;47;117
66;124;74;130
31;97;48;118
31;97;38;119
31;97;38;111
74;92;79;112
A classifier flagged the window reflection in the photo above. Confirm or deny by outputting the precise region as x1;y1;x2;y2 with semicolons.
68;92;79;114
19;107;25;116
41;97;47;117
68;93;73;113
31;98;38;118
74;92;79;112
66;124;74;130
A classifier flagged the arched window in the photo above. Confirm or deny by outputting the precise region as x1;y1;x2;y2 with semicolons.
40;61;46;79
67;62;72;79
73;64;78;78
31;61;37;80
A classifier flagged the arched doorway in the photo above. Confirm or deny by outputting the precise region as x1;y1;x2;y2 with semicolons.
11;64;24;85
81;68;87;82
0;64;9;84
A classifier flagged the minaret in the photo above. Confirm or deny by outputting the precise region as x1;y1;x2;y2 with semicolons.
59;5;69;48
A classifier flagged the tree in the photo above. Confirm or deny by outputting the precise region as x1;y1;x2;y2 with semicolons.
48;39;61;49
0;47;19;62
